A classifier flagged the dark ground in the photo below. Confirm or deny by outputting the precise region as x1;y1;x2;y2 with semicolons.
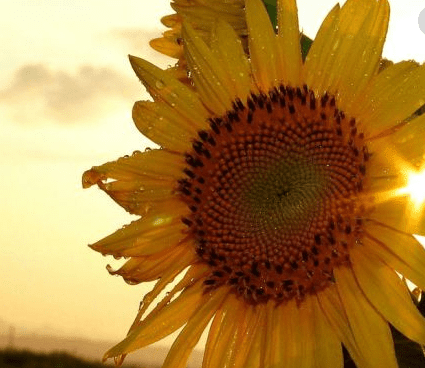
0;349;143;368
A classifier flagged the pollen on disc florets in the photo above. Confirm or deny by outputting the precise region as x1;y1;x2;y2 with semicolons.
178;84;370;304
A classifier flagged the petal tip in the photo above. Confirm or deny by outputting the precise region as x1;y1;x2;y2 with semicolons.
82;169;102;189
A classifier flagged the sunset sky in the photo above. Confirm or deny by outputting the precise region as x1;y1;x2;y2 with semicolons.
2;0;425;350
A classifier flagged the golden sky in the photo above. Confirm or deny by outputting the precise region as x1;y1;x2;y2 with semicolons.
1;0;425;348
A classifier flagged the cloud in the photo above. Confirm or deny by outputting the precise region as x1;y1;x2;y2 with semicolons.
0;63;141;125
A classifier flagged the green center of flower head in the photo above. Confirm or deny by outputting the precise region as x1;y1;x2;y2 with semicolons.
243;157;328;232
179;85;369;304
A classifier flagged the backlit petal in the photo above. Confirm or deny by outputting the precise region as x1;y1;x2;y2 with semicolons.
276;0;302;86
133;101;200;152
82;150;185;215
245;0;279;90
351;246;425;345
311;295;343;368
334;0;389;107
210;20;253;100
129;55;209;124
83;149;185;187
390;113;425;169
334;265;398;368
106;242;196;284
304;0;389;103
103;276;205;359
276;298;315;367
182;22;235;114
317;284;366;367
353;61;425;136
202;294;250;368
364;221;425;291
89;203;188;257
303;4;341;94
162;287;228;368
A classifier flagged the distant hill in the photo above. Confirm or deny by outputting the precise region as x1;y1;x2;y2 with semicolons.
0;349;138;368
0;331;203;367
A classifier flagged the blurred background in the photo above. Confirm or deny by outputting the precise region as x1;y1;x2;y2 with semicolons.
1;0;425;367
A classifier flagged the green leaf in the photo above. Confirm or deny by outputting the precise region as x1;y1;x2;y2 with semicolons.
300;33;313;61
263;0;277;29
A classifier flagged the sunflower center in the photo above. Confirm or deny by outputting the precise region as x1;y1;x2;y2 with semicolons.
179;85;369;304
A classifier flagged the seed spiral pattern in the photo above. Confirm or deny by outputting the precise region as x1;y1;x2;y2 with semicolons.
179;85;369;304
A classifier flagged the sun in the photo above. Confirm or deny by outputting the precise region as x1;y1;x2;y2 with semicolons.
398;167;425;212
403;168;425;207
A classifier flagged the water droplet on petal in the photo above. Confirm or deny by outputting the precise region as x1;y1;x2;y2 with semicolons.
155;80;165;89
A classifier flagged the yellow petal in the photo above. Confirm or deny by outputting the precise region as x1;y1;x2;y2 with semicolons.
364;145;406;194
161;13;181;28
333;0;389;108
371;195;425;236
304;0;389;103
226;303;266;368
99;180;178;216
363;222;425;291
273;298;315;367
202;294;248;368
276;0;302;86
171;0;247;39
99;179;182;216
311;295;343;368
262;300;278;367
353;61;425;136
334;265;398;368
83;149;185;187
232;303;267;368
149;36;183;59
103;276;205;360
121;264;195;359
133;100;198;152
129;55;209;125
245;0;279;90
89;203;188;257
351;246;425;345
182;22;235;114
82;150;186;215
210;19;253;100
162;287;228;368
390;113;425;169
106;241;196;284
129;263;208;334
303;4;341;95
317;284;365;367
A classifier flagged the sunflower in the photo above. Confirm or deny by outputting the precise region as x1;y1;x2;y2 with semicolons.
83;0;425;367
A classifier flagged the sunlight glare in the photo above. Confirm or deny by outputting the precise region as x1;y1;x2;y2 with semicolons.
398;168;425;209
